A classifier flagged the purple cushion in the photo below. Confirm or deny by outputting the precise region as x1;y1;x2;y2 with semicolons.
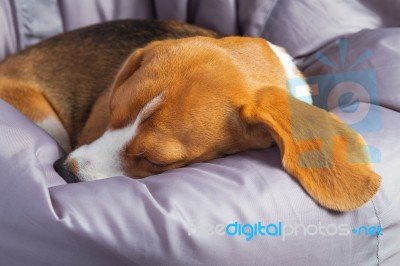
299;29;400;113
0;97;398;265
1;0;400;265
0;0;276;60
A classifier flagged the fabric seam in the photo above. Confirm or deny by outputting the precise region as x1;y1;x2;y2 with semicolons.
371;199;381;266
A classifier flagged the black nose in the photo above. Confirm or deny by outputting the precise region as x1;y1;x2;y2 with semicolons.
53;156;79;183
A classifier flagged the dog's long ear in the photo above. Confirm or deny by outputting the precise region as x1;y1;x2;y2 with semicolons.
240;86;381;211
112;48;145;91
112;41;164;91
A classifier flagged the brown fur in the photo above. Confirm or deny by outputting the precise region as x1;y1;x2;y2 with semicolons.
103;36;380;211
0;79;58;121
0;20;380;211
241;87;381;211
0;20;219;147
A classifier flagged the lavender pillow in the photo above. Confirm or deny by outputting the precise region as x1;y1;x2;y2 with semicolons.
1;95;398;265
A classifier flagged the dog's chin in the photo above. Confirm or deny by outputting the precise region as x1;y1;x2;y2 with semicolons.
121;168;159;179
76;172;115;182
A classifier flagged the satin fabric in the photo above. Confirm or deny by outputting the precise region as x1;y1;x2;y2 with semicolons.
0;0;399;265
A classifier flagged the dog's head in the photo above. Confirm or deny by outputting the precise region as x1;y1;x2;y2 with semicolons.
63;36;381;211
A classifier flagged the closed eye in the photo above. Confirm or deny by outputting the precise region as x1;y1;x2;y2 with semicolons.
142;158;171;169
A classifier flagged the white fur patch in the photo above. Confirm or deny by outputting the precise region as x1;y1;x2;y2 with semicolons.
66;94;164;181
267;41;313;104
37;117;71;153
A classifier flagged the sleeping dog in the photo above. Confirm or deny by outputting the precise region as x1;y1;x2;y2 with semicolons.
0;20;380;211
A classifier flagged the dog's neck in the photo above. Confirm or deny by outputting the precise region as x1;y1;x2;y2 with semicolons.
77;90;111;147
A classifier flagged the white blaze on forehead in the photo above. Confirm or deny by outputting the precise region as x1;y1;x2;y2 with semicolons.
67;93;164;181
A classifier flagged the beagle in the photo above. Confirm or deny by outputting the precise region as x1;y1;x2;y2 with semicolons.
0;20;380;211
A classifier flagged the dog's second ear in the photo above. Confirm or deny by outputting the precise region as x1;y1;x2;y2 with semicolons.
240;86;381;211
111;48;145;91
112;41;165;91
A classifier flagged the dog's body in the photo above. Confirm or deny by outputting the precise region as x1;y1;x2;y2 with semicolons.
0;20;218;151
0;20;380;212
